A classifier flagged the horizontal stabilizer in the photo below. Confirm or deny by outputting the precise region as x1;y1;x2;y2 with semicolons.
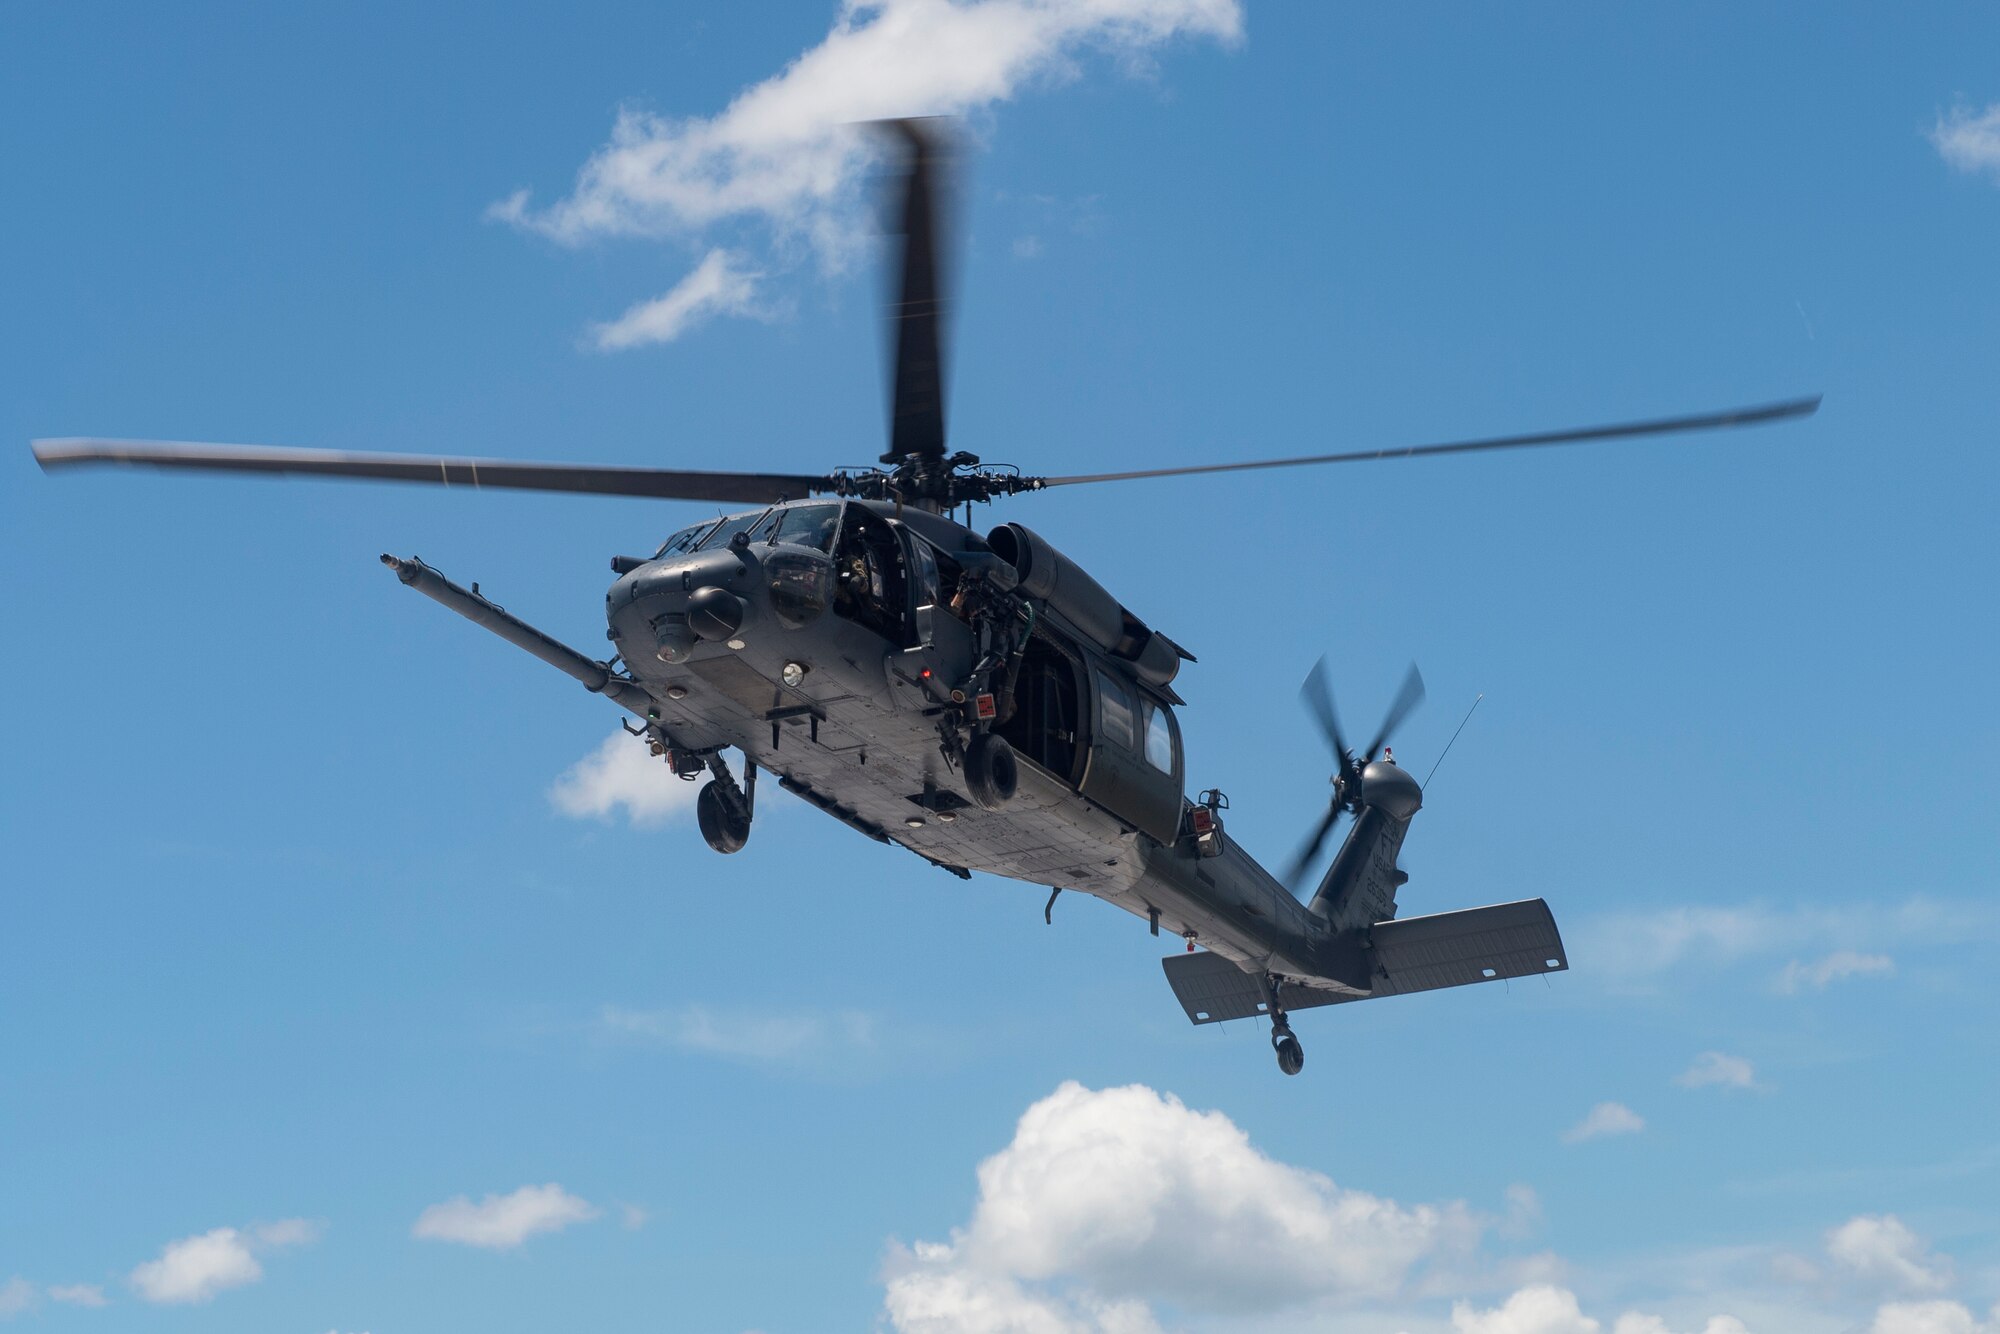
1161;898;1566;1026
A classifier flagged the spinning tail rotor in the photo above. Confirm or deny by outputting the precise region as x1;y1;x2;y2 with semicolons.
1284;659;1426;888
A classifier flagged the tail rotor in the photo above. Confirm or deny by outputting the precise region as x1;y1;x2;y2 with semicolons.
1283;659;1425;889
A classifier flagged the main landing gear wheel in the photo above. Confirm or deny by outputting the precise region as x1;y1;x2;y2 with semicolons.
696;782;750;854
1271;1016;1304;1076
964;731;1018;811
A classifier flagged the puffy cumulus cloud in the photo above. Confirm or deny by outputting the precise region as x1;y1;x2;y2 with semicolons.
1451;1287;1749;1334
1932;102;2000;182
1562;1102;1645;1144
1777;950;1895;994
1675;1051;1757;1090
591;248;768;350
1871;1300;2000;1334
128;1220;318;1305
882;1081;1478;1329
549;731;701;827
596;1003;879;1067
412;1183;599;1250
1827;1215;1952;1294
495;0;1243;345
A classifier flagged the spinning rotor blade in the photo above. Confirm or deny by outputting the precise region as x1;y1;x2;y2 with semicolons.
879;118;952;465
1301;655;1352;765
1033;396;1821;488
1362;662;1427;762
32;439;825;505
1284;803;1345;890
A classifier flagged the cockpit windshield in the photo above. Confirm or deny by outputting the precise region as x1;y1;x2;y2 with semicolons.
693;510;770;551
654;520;718;559
770;503;841;552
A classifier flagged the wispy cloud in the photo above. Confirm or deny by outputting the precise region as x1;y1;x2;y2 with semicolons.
1676;1051;1758;1091
412;1184;599;1251
549;732;701;827
45;1285;107;1308
1931;102;2000;182
596;1003;879;1067
128;1220;319;1305
591;248;768;350
1777;950;1895;995
1563;1102;1645;1144
0;1279;33;1318
1571;897;1990;984
494;0;1243;346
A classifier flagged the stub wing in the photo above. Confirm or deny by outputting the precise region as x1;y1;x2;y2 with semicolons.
1162;898;1568;1026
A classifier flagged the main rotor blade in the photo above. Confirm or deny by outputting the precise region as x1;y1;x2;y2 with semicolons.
1284;803;1345;889
1033;395;1821;488
879;118;952;465
1362;662;1426;761
1300;655;1350;763
32;440;826;506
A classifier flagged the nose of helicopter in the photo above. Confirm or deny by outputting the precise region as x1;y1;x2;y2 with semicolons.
607;548;763;664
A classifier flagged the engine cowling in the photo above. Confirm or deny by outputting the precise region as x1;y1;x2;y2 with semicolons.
986;522;1184;687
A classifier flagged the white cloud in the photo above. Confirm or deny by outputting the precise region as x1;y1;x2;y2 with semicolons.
128;1219;315;1306
1563;1103;1645;1144
1827;1215;1952;1294
1675;1051;1757;1090
549;731;701;826
1012;234;1045;259
1931;102;2000;181
1871;1300;2000;1334
1450;1288;1752;1334
495;0;1243;344
597;1003;878;1065
1777;950;1895;995
1572;897;1988;983
591;248;767;349
882;1081;1478;1329
47;1284;108;1308
412;1184;600;1250
1453;1284;1599;1333
0;1279;33;1317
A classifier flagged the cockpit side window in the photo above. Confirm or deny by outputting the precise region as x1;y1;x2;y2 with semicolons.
770;503;842;553
655;520;718;558
694;510;770;551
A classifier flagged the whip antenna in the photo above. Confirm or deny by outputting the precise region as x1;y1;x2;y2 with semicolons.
1422;693;1483;792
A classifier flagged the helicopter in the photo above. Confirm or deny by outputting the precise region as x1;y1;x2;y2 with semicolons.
33;120;1818;1075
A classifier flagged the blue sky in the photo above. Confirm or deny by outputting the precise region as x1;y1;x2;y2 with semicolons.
3;3;1996;1331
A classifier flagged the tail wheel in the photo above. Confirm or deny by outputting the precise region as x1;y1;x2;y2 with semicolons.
697;782;750;854
964;731;1018;811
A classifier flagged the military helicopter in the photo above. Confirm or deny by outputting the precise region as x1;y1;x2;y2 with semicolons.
34;121;1818;1075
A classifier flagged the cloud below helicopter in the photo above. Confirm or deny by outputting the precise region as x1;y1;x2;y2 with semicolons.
548;730;705;826
490;0;1245;347
876;1081;1999;1333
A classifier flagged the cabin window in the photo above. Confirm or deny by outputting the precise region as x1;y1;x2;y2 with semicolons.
771;503;841;552
655;520;717;558
1142;700;1176;773
1097;670;1135;750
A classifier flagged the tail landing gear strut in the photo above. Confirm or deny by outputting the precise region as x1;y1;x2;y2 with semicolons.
1265;975;1305;1076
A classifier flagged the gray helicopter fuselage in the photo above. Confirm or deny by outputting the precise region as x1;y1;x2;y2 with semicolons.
604;497;1346;986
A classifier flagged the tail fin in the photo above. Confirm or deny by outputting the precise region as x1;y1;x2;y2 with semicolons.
1308;758;1421;929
